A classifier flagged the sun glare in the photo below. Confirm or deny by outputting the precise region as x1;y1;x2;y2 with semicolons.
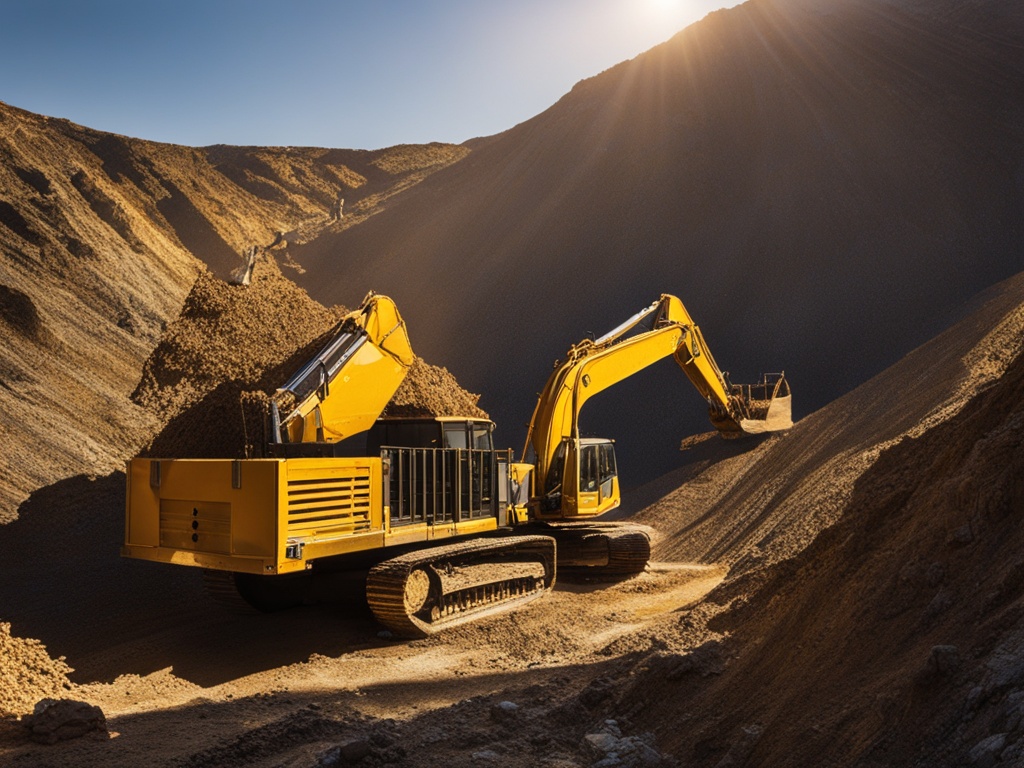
631;0;726;35
648;0;683;12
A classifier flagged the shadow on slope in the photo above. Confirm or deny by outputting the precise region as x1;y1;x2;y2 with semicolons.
0;657;638;768
619;325;1024;767
635;269;1024;574
0;473;382;688
612;431;770;520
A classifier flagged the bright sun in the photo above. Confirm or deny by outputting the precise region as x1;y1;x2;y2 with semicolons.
636;0;712;29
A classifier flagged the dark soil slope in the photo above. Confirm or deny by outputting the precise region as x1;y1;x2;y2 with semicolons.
288;0;1024;487
634;268;1024;578
620;293;1024;767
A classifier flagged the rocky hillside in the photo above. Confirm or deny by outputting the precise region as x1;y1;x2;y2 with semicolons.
0;99;466;519
283;0;1024;486
5;0;1021;504
613;267;1024;766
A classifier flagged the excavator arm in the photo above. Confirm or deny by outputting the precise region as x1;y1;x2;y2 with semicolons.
524;294;791;519
270;292;414;445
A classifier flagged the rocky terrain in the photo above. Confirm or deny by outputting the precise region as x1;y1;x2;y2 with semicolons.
0;99;467;518
2;0;1024;765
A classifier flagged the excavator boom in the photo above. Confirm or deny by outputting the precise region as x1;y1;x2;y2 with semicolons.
271;292;414;445
525;294;791;520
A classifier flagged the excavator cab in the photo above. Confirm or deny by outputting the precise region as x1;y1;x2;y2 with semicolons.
579;439;619;514
537;437;620;519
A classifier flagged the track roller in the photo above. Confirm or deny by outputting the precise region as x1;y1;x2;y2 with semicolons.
366;535;556;637
541;522;652;576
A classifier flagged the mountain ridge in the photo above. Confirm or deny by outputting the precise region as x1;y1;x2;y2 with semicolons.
281;0;1024;485
0;98;466;517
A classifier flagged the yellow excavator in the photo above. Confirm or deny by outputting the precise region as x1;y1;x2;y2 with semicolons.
123;292;790;636
511;293;791;573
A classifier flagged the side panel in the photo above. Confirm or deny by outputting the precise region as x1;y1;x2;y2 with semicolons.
124;458;282;573
123;454;502;575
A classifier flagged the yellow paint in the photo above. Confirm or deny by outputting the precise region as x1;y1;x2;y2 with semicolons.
523;294;787;520
124;454;499;574
281;293;414;444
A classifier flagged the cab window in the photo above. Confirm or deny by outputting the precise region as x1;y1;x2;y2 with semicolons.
472;424;493;450
599;443;617;482
545;441;567;495
580;445;599;493
443;424;467;449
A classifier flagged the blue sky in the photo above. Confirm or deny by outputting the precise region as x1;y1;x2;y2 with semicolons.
0;0;734;149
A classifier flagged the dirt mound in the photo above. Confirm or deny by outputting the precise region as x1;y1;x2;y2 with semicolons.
385;358;488;420
0;623;73;717
132;254;343;422
133;255;347;459
136;256;488;459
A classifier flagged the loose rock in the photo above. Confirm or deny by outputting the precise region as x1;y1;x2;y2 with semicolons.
714;724;763;768
490;700;520;723
21;699;107;744
928;645;961;677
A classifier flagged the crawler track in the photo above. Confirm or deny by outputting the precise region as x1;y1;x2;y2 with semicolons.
202;569;260;614
366;535;556;637
541;522;652;576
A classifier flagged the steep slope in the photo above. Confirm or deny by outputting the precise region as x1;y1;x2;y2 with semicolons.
287;0;1024;487
615;274;1024;767
0;103;197;520
0;100;466;519
636;267;1024;575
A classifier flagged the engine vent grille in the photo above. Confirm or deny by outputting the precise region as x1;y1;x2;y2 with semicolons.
285;469;372;537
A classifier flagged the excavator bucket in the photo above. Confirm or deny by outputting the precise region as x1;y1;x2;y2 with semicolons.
734;372;793;435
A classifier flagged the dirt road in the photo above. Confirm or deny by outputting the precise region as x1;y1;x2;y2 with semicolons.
1;514;722;768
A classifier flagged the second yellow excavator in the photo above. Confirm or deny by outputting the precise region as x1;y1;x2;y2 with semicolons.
511;293;791;573
122;291;790;636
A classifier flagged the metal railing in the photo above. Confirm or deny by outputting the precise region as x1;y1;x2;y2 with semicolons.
383;446;508;526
